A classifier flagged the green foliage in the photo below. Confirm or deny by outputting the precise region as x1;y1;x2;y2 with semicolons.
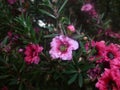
0;0;120;90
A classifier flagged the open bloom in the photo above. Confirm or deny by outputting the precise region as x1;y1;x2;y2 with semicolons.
105;43;120;61
96;68;120;90
87;41;106;63
24;44;43;64
49;35;79;60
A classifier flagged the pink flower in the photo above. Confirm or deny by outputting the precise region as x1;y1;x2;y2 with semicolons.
18;48;24;53
96;68;120;90
81;3;93;12
24;44;43;64
105;43;120;61
7;0;17;5
67;25;75;32
110;58;120;69
49;35;79;60
88;41;106;63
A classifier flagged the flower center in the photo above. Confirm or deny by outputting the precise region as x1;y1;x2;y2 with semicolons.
107;52;114;60
59;44;67;52
107;80;117;90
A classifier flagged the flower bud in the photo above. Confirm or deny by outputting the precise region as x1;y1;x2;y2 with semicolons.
67;25;75;32
83;36;88;40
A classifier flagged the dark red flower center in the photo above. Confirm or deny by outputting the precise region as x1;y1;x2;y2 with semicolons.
107;80;117;90
107;52;114;60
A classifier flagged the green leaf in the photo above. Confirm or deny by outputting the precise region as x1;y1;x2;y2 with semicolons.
39;9;56;19
0;36;8;46
44;34;58;38
68;74;78;85
0;75;9;79
58;0;68;14
78;74;83;87
64;70;77;74
80;41;86;54
9;79;18;85
19;62;25;73
19;83;23;90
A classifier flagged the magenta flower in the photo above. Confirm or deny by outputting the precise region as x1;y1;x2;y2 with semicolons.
24;44;43;64
67;25;75;32
81;3;93;12
7;0;17;5
105;43;120;61
96;68;120;90
110;58;120;69
88;41;106;63
49;35;79;60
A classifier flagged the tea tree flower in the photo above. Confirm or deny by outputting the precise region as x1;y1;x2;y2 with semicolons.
24;44;43;64
49;35;79;60
96;68;120;90
105;43;120;61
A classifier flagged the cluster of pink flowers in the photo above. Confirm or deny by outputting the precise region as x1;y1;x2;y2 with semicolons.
24;35;79;64
96;68;120;90
86;41;120;90
85;40;120;89
86;41;120;63
24;44;43;64
81;3;98;18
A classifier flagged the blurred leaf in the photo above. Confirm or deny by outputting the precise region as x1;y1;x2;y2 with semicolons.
68;73;78;85
20;62;25;73
0;75;9;79
9;79;18;85
64;70;77;74
58;0;68;14
44;34;58;38
19;83;23;90
39;9;56;19
78;74;83;87
0;36;8;46
73;34;84;39
80;41;86;54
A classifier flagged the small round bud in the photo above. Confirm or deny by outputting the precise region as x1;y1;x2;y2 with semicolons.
78;57;82;62
83;36;88;40
67;25;75;32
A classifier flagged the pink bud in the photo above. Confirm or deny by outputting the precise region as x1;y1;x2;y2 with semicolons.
18;48;24;52
67;25;75;32
81;4;93;12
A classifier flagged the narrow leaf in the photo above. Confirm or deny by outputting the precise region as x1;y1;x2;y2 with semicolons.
58;0;68;14
39;9;56;19
78;74;83;87
68;74;78;85
0;75;9;79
